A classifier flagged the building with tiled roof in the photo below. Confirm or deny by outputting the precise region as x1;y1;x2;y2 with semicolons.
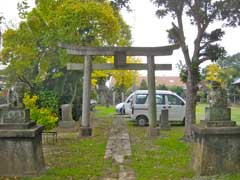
138;76;185;87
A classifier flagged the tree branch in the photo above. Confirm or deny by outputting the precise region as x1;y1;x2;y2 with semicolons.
174;2;191;67
16;74;34;92
197;57;210;65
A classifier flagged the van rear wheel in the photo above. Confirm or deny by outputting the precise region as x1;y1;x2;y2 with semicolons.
137;116;148;126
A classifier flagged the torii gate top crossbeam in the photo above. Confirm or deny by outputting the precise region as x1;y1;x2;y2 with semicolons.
58;43;180;56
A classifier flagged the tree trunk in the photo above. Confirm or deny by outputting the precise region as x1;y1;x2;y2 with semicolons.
184;69;198;141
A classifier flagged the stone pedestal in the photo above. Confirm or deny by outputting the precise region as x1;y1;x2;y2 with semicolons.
148;127;159;137
58;104;75;129
0;106;45;177
205;107;231;121
79;127;92;137
159;109;170;130
192;125;240;176
0;125;45;176
192;105;240;176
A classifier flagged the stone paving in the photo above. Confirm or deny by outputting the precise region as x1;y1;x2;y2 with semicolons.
103;115;135;180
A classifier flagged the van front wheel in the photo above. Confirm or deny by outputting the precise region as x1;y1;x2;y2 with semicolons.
137;116;148;126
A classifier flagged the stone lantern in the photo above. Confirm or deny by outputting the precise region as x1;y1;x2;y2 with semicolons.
0;82;45;176
192;81;240;175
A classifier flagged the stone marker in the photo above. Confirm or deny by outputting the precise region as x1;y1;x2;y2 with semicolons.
0;82;45;177
159;109;170;130
58;104;75;128
192;82;240;176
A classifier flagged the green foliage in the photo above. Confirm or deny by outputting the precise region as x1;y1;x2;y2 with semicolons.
109;0;131;11
220;0;240;27
110;57;139;93
156;84;168;90
37;90;59;116
215;53;240;101
169;85;184;96
217;53;240;72
139;79;148;90
17;0;30;19
156;84;184;96
178;62;202;83
23;93;58;130
2;0;131;106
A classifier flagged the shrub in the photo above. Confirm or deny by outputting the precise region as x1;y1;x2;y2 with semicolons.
37;90;59;116
169;86;184;96
23;93;58;130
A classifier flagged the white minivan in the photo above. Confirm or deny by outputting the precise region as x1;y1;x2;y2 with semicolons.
130;90;186;126
115;92;134;115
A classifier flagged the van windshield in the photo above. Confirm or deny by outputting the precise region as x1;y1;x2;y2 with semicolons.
136;94;148;104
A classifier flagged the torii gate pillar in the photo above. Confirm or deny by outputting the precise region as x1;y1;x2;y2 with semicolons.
147;56;159;136
80;55;92;136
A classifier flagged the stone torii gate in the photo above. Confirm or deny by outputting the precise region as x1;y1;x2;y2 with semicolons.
59;44;179;137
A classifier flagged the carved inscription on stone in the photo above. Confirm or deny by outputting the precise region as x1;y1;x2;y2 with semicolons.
2;109;29;123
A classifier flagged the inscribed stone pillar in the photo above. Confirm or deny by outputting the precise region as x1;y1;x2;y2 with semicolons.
147;56;159;136
80;55;92;136
58;104;75;129
159;109;170;130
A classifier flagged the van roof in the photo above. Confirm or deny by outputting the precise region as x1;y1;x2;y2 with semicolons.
134;90;175;94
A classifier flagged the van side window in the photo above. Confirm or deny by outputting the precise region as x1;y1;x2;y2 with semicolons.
136;94;148;104
156;94;165;105
167;95;183;105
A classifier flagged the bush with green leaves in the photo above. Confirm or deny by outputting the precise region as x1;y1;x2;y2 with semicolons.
23;93;58;130
37;90;59;116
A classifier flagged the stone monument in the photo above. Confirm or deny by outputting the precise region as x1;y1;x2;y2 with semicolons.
192;82;240;175
0;82;45;177
58;104;75;129
159;109;170;130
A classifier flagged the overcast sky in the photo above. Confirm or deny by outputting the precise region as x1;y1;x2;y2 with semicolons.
1;0;240;76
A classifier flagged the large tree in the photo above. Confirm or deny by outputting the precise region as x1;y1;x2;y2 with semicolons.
2;0;131;104
151;0;240;140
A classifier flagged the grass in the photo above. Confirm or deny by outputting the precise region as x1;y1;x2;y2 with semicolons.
129;124;194;180
94;105;115;118
230;105;240;125
196;103;240;125
2;105;240;180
